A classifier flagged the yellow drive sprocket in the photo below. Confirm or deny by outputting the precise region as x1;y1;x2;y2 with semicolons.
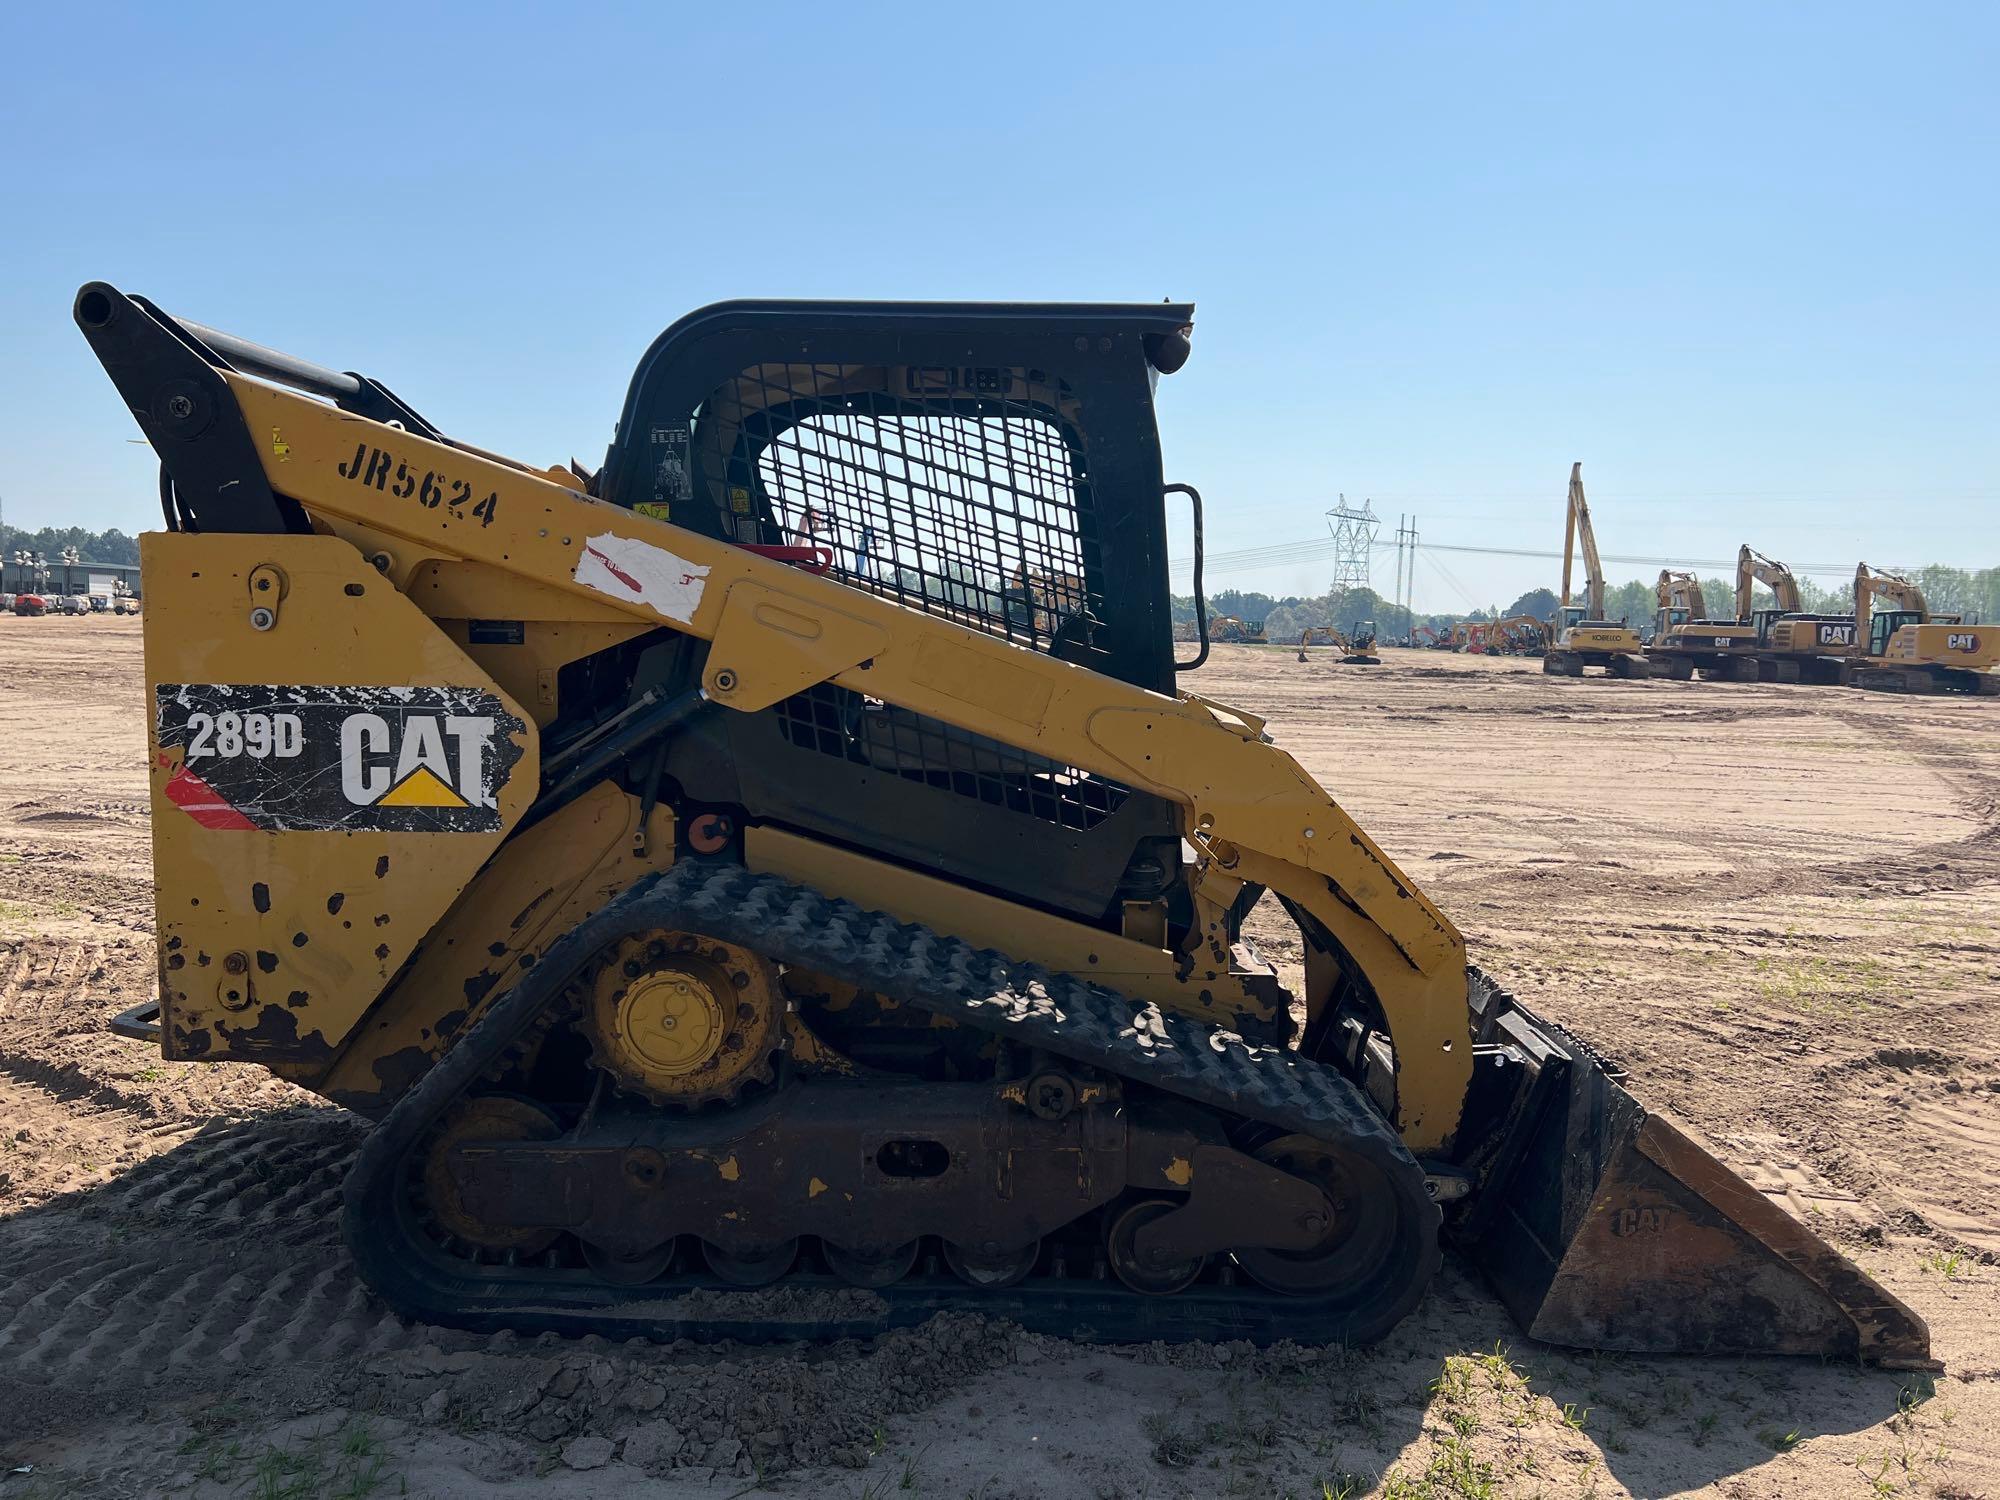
583;929;783;1106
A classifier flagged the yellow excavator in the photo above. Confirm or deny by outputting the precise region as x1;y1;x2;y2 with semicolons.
1740;547;1803;635
1297;623;1381;665
1208;614;1267;645
1646;566;1758;682
77;282;1928;1362
1654;570;1706;635
1487;615;1546;655
1732;546;1808;682
1725;548;1855;685
1853;564;2000;694
1543;464;1649;678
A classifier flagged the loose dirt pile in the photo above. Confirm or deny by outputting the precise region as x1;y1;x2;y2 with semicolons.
2;623;1997;1498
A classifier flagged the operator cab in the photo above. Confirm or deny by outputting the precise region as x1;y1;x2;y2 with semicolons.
1752;608;1787;646
1553;604;1598;644
1868;609;1925;656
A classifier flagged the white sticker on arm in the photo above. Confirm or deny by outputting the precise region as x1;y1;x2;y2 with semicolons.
574;532;710;623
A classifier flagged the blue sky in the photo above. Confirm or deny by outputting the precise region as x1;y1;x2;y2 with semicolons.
2;2;1994;612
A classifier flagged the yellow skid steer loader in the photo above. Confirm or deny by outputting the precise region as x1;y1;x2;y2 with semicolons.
79;283;1927;1361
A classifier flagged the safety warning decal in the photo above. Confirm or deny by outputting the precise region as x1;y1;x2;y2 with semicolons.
154;685;526;833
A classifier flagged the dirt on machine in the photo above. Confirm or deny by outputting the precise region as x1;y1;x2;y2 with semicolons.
76;282;1930;1364
1541;464;1649;678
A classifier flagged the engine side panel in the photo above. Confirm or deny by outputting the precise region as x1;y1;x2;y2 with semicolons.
141;531;538;1062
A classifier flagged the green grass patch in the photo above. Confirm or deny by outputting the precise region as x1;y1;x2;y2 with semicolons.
1920;1248;1969;1279
1751;953;1890;1014
171;1416;397;1499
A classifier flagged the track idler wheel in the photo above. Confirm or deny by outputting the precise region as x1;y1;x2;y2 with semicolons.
1232;1135;1412;1308
420;1096;562;1256
944;1238;1040;1289
823;1240;920;1289
701;1238;799;1287
1106;1199;1206;1296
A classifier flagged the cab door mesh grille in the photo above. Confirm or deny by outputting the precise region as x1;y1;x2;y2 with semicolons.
695;364;1103;657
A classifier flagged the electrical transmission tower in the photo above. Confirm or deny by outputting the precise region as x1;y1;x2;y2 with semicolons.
1323;496;1378;603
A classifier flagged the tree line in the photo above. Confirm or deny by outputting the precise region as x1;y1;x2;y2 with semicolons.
0;525;141;565
1174;563;1999;641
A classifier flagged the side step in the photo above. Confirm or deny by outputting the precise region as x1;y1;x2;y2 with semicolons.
1452;984;1934;1368
108;998;164;1043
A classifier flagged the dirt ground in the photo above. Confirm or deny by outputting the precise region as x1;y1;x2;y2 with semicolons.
2;622;1996;1499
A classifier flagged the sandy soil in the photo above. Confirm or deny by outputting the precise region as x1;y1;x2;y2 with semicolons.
1;623;1996;1499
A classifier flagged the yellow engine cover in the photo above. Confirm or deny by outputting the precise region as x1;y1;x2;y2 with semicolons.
1885;622;2000;670
141;531;538;1063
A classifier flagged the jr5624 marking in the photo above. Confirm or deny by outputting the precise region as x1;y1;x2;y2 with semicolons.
338;442;499;527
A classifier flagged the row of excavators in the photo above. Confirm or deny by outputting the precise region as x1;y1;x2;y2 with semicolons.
1432;464;1996;695
1649;554;1997;694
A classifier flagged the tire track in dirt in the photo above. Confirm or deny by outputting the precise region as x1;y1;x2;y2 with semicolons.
1777;1047;2000;1261
0;1112;438;1394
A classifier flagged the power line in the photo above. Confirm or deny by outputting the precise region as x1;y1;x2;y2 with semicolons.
1415;547;1483;613
1170;533;1896;582
1392;539;1864;573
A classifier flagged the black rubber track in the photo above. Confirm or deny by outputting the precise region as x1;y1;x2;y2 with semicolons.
343;861;1442;1346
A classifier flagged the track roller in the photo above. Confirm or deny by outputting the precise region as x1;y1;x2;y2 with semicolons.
1106;1199;1207;1296
823;1240;921;1289
944;1239;1040;1289
583;1238;678;1286
702;1238;799;1286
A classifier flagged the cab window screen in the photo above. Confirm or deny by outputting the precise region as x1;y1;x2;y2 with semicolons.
696;365;1104;655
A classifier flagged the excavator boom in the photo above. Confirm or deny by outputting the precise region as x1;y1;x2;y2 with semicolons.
1562;462;1609;620
1856;562;1927;627
1737;546;1802;619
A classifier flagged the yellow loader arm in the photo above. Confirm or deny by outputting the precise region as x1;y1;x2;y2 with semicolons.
221;369;1476;1148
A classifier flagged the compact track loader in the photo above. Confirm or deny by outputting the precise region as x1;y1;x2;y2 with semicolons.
80;284;1929;1361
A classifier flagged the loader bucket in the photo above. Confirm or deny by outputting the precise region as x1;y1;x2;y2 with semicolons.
1454;988;1934;1367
